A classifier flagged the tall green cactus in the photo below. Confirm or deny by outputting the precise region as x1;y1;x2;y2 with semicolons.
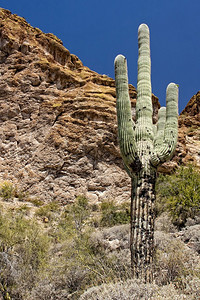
114;24;178;281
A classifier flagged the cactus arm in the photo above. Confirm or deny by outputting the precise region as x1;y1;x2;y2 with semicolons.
151;83;178;166
152;123;157;137
114;54;137;173
153;107;166;149
135;24;154;146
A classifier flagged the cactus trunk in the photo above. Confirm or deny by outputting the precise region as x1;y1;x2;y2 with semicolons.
114;24;178;281
130;169;156;282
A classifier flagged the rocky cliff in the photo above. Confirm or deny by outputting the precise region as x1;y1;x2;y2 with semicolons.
0;8;199;204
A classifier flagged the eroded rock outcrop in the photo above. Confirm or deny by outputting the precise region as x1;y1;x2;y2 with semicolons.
0;8;199;203
178;92;200;166
0;8;136;203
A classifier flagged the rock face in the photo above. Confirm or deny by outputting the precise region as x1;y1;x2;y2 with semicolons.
0;8;199;203
178;92;200;166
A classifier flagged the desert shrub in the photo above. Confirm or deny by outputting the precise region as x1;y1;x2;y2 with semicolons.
100;200;130;227
0;181;14;200
0;181;28;202
89;224;130;254
16;204;31;215
181;275;200;299
45;196;98;295
0;210;50;299
154;232;200;288
54;195;91;241
46;198;133;298
27;197;43;207
79;250;199;300
70;195;91;231
156;165;200;228
154;212;177;233
0;211;50;263
35;201;60;221
80;278;187;300
53;245;131;298
13;186;28;201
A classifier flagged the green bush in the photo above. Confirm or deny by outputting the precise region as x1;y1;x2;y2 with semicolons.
100;200;130;227
156;165;200;228
28;197;43;207
0;181;14;200
0;212;50;264
70;195;91;231
49;196;132;296
35;201;60;220
54;195;91;241
0;211;50;299
0;181;28;202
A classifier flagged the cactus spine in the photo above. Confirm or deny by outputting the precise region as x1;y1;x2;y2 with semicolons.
114;24;178;281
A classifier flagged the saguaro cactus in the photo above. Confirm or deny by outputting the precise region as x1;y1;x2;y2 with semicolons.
114;24;178;281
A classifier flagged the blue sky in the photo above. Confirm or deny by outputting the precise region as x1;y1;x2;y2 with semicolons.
1;0;200;113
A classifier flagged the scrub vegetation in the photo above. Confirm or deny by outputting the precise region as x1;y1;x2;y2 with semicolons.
0;164;199;299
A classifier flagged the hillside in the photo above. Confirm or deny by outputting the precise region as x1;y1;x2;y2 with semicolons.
0;7;199;206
